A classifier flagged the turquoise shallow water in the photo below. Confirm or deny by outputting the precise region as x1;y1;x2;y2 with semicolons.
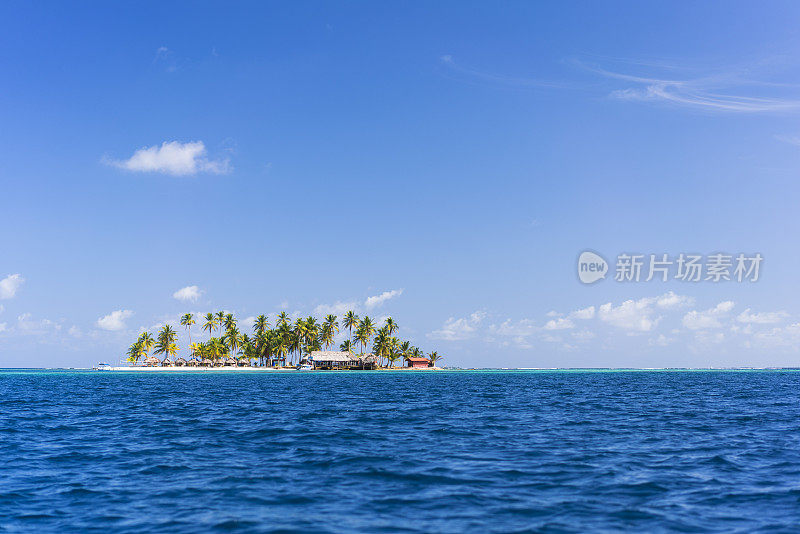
1;370;800;532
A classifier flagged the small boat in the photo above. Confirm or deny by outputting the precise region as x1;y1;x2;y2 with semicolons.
93;362;112;370
297;362;313;371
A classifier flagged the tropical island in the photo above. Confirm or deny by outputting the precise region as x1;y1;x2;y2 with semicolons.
117;311;442;370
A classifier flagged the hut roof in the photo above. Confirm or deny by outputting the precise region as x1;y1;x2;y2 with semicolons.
223;357;238;365
407;357;430;362
200;358;213;365
309;351;355;362
143;356;160;366
175;358;187;363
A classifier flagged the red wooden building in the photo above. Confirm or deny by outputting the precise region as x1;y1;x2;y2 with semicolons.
406;357;431;368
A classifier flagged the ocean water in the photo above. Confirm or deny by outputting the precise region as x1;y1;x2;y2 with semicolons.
1;370;800;533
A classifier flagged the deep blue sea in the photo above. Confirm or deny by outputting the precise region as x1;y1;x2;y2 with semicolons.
1;370;800;533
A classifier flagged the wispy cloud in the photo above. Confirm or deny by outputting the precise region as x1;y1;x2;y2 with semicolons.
775;134;800;147
428;311;486;341
104;141;230;176
581;59;800;113
439;55;564;89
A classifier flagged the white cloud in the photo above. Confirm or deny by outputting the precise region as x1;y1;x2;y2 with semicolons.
649;334;671;347
0;322;6;332
737;308;788;324
104;141;230;176
364;289;403;309
751;323;800;349
0;274;24;299
97;310;134;331
489;318;537;338
241;316;257;332
572;330;596;341
68;326;82;338
570;306;595;320
314;301;358;317
173;285;203;302
16;313;62;335
597;292;694;332
429;311;486;341
682;301;735;330
544;317;574;330
656;291;694;309
598;298;660;332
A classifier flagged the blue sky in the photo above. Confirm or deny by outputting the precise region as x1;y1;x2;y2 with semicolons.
2;1;800;368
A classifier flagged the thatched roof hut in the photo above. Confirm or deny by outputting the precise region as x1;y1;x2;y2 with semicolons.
186;359;200;367
200;358;213;367
143;356;160;367
309;351;353;363
308;351;356;369
174;358;188;367
223;357;238;366
359;354;378;369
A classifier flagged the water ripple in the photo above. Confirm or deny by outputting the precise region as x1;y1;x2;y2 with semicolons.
1;370;800;532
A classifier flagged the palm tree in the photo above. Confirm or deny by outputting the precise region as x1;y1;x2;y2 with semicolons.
343;311;359;348
180;313;196;358
138;332;155;359
240;333;254;365
195;342;208;363
254;315;269;337
373;327;390;366
388;336;399;367
257;329;278;367
210;337;226;364
274;332;289;367
385;317;398;336
215;311;225;335
387;339;401;368
399;340;411;364
355;316;375;355
126;341;142;364
277;311;290;329
154;325;179;364
321;314;338;349
291;318;305;364
428;351;442;367
340;339;353;352
226;326;241;361
224;313;237;333
189;342;202;361
202;313;217;340
304;316;319;355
